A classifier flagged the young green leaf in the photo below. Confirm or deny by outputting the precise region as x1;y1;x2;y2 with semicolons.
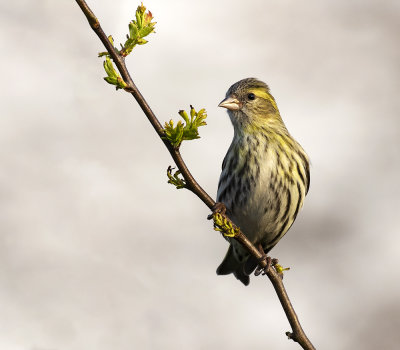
102;57;127;90
167;166;187;189
163;106;207;148
120;3;156;57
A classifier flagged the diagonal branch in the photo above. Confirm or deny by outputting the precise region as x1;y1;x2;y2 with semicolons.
74;1;315;349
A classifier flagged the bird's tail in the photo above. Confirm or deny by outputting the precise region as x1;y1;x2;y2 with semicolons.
216;245;250;286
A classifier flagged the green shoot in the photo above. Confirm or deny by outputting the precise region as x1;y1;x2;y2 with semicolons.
103;56;127;89
120;3;156;56
99;3;156;58
167;166;187;189
163;106;207;148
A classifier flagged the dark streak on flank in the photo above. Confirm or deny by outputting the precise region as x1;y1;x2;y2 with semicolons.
268;215;290;250
249;173;256;188
217;187;226;202
269;182;281;223
278;143;290;162
217;179;231;202
276;150;282;169
280;187;292;225
230;200;236;215
255;161;260;181
234;187;241;206
296;161;306;188
297;151;310;194
292;181;303;221
236;175;242;194
237;151;250;179
285;172;294;185
305;163;310;194
230;151;238;172
218;171;230;189
264;132;270;150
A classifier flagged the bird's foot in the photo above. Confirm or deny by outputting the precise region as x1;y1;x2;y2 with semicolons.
207;202;227;220
254;256;279;276
254;244;278;276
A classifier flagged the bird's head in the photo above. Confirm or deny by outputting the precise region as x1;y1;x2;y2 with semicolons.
219;78;282;131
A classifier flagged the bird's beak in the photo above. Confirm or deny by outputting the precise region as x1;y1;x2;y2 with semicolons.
218;96;241;111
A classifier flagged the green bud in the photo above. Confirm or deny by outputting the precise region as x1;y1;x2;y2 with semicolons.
102;57;127;90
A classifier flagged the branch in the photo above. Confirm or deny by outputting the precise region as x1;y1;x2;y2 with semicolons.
74;1;315;349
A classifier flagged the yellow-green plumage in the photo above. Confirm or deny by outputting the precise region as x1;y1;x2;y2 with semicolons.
216;78;310;285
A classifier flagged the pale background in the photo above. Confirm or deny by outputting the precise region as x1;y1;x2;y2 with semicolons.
1;1;399;349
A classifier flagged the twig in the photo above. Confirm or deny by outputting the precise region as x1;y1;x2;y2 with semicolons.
74;1;316;349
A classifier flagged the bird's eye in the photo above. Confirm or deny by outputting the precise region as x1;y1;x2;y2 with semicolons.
247;93;255;100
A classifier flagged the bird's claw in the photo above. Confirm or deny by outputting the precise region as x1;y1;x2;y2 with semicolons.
254;256;279;276
207;202;227;220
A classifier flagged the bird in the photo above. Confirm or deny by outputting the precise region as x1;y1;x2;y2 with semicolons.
215;78;310;286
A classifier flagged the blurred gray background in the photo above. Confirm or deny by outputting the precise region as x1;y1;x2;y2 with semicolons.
1;0;399;349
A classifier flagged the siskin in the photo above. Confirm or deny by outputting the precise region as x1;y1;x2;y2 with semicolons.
215;78;310;285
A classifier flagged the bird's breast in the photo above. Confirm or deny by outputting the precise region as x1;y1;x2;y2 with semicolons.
217;133;307;245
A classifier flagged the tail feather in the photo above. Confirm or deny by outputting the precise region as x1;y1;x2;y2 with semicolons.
243;256;259;276
216;245;236;275
216;245;250;286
